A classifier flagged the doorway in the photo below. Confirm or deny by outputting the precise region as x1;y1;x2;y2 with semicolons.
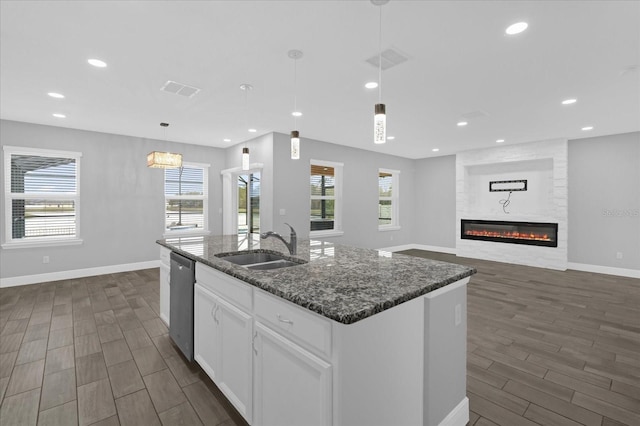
237;172;260;234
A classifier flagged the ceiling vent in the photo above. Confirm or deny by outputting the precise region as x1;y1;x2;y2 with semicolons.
366;47;409;70
160;80;201;98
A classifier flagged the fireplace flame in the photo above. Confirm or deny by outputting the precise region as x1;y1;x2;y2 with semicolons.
464;229;552;242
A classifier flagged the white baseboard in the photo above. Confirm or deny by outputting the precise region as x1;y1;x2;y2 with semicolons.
378;243;458;255
438;397;469;426
0;260;161;288
568;262;640;279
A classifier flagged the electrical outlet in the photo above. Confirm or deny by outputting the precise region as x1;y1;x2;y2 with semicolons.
616;252;623;259
454;304;462;326
43;256;50;264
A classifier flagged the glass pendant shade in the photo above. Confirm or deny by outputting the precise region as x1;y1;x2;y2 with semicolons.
147;151;183;168
242;147;250;171
374;103;386;144
291;131;300;160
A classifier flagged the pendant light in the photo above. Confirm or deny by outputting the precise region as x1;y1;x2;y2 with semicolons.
372;0;389;144
147;122;183;168
240;83;253;170
288;49;303;159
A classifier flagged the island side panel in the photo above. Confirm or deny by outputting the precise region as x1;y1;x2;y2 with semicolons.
332;295;425;426
424;278;469;426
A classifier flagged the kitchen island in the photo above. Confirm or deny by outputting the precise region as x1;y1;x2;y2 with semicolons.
158;234;476;426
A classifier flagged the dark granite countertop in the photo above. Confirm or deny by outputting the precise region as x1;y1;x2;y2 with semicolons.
157;234;476;325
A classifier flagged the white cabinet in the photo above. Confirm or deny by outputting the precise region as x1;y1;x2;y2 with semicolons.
194;281;253;423
253;321;332;426
159;247;171;326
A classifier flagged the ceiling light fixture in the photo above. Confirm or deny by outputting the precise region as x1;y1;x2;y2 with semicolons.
387;136;395;140
223;138;231;143
582;126;594;131
372;0;389;144
288;49;304;160
52;113;66;118
87;58;107;68
562;99;577;105
505;22;528;35
496;139;505;143
365;82;378;89
48;92;64;99
432;148;440;152
147;123;183;169
240;83;253;170
457;121;468;127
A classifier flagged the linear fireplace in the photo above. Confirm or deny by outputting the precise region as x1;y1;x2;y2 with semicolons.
461;219;558;247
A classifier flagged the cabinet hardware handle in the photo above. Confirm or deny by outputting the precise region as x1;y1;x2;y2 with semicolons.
252;331;258;356
277;314;293;325
211;305;219;325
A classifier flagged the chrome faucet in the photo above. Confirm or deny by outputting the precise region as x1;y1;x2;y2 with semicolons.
260;223;297;255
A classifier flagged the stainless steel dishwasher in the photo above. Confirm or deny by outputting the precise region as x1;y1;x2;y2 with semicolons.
169;251;195;361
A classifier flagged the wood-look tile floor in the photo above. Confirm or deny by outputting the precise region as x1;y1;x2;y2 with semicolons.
0;253;638;425
399;250;640;426
0;269;248;426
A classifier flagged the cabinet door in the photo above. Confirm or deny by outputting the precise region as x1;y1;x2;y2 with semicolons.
215;294;253;423
253;322;332;426
194;284;220;381
194;284;253;423
159;263;170;326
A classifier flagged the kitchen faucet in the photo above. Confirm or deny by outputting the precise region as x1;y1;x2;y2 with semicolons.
260;223;297;255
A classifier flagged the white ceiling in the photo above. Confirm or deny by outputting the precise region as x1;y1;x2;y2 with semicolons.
1;0;639;159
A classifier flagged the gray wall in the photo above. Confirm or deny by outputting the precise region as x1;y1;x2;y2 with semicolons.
568;132;640;269
414;155;457;249
0;119;225;279
272;132;417;249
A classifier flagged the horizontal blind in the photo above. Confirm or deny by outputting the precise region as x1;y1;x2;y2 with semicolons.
164;167;204;196
11;155;76;193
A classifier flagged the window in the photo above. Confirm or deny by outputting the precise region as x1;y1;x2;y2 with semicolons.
3;146;82;248
378;169;400;230
310;160;343;237
164;162;209;235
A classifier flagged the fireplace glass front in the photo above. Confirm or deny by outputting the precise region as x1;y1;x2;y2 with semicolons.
461;219;558;247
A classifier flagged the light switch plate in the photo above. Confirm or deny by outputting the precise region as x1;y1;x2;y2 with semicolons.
279;209;286;216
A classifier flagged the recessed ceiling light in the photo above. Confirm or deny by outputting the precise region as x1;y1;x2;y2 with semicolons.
87;58;107;68
248;128;257;133
581;126;594;131
291;111;303;117
52;113;66;118
48;92;65;99
562;99;577;105
505;22;528;35
457;121;468;127
496;139;505;143
386;136;395;140
223;138;231;142
432;148;439;152
365;82;378;89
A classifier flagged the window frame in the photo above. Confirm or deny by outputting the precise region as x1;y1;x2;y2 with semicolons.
378;168;401;231
309;159;344;238
2;145;83;249
163;161;211;237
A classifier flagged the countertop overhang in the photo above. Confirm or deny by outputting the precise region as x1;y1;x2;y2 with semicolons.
157;234;476;325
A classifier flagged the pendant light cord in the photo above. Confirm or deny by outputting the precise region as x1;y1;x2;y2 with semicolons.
378;4;382;103
293;57;298;128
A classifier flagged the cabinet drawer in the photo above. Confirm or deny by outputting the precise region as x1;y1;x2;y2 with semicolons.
196;263;252;311
254;290;331;359
160;247;171;267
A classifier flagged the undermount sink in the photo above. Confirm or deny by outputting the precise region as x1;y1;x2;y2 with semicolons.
216;251;306;270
